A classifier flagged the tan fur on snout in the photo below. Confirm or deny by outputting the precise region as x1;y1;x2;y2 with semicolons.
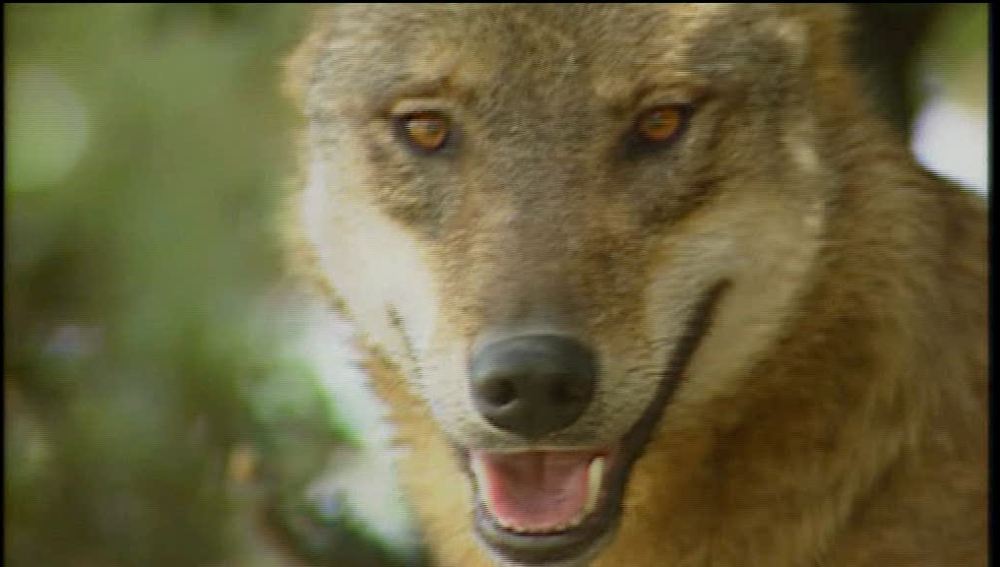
285;4;986;566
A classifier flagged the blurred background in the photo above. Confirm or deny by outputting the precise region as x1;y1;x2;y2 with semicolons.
4;4;988;567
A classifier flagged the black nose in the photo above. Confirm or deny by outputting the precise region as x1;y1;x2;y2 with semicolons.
469;334;597;439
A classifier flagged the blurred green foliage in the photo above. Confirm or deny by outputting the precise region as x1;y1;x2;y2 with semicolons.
5;4;421;566
918;3;988;109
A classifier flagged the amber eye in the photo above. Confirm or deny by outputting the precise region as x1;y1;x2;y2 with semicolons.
636;105;685;144
400;112;450;152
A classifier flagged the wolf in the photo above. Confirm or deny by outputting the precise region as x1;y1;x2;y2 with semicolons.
284;4;987;566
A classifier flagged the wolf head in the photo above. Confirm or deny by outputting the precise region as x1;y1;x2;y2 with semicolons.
289;4;854;564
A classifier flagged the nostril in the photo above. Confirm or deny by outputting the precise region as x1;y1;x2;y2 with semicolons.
548;374;578;403
485;378;517;407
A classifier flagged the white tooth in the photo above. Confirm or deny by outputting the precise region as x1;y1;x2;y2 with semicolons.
584;456;604;516
471;456;493;513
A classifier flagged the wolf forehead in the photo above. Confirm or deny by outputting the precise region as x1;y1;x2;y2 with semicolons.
301;4;821;113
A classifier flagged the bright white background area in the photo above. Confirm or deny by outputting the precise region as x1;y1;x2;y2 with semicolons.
912;90;989;196
910;4;988;197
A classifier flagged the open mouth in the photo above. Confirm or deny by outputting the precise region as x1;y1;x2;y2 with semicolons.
458;280;729;565
465;446;621;565
471;449;609;534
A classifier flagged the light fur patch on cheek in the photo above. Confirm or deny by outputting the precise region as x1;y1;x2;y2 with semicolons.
643;227;735;370
302;155;485;441
670;194;824;408
301;150;440;377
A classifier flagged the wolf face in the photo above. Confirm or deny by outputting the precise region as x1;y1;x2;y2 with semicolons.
294;4;845;564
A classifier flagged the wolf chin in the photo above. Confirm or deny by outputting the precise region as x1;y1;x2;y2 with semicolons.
284;4;987;566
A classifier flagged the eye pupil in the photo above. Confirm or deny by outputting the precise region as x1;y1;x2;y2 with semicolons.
403;113;449;151
638;106;683;143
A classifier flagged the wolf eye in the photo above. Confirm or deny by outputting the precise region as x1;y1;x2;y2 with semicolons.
399;112;450;152
635;105;686;144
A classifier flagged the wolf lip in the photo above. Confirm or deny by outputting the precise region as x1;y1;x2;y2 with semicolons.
470;450;608;534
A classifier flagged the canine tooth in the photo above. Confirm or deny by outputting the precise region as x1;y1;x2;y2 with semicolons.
470;456;493;512
584;456;604;516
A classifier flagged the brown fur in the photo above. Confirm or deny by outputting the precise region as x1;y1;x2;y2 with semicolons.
284;5;986;566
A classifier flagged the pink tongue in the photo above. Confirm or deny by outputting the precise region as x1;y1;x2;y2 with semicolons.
475;451;593;532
